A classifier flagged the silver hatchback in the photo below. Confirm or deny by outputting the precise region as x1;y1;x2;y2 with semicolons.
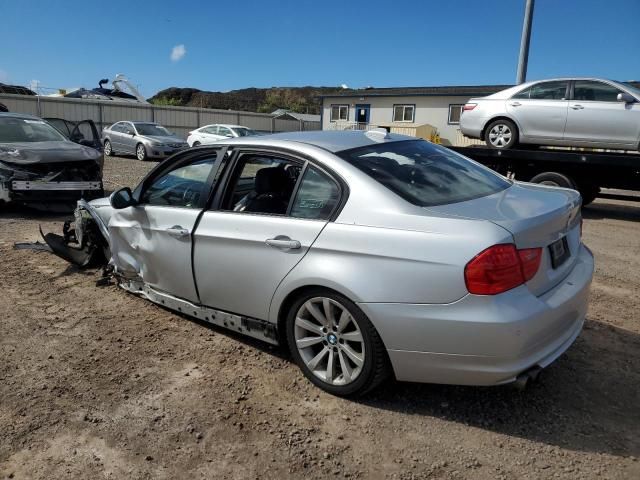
45;130;594;396
460;78;640;150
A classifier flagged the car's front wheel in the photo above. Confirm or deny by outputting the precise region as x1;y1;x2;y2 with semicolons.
192;141;201;147
104;139;113;156
286;289;390;396
136;143;148;161
485;119;518;149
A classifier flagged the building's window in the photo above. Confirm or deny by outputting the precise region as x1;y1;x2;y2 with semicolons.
393;104;415;122
448;104;464;124
330;105;349;122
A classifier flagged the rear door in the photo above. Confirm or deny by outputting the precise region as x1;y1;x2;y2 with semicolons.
108;149;223;302
564;80;640;148
120;122;137;154
193;150;342;319
506;80;569;141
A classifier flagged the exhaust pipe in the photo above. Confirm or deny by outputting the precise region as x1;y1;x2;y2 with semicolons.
513;366;542;391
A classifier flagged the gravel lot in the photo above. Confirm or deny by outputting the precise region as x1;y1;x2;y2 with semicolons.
1;155;639;479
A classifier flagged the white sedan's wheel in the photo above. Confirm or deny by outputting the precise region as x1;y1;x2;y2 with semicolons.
104;140;113;156
485;119;518;149
286;290;390;396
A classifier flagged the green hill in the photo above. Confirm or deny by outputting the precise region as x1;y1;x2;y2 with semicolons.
148;86;350;114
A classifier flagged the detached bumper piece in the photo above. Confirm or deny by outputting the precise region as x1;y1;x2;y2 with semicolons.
11;180;102;191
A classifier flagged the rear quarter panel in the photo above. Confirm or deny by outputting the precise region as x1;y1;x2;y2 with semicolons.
268;216;512;323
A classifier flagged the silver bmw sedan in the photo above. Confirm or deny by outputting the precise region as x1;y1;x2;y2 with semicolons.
45;130;594;396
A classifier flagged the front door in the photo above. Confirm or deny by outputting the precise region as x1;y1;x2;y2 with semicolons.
108;150;221;302
193;151;342;320
564;80;640;148
355;104;370;127
507;80;569;140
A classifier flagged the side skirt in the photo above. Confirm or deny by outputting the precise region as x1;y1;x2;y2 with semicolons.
119;279;280;346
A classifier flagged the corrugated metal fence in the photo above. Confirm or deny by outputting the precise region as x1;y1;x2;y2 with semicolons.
0;94;321;138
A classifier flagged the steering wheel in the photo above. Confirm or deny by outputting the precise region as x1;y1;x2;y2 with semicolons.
181;183;201;206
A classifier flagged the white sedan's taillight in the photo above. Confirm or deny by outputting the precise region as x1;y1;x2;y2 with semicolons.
463;103;477;112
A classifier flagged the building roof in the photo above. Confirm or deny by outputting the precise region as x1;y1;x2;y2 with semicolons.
271;109;321;122
321;80;640;98
321;85;512;98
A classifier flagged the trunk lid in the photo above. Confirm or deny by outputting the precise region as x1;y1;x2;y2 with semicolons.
426;182;582;296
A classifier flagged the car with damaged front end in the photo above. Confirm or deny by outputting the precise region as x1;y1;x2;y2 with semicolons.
43;130;594;397
0;113;104;211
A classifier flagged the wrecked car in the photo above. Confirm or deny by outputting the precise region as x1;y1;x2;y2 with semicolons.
44;130;593;397
0;113;104;211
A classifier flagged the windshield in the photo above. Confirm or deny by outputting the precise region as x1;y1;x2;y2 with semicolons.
621;82;640;98
337;140;510;207
0;117;67;143
135;123;171;136
233;127;259;137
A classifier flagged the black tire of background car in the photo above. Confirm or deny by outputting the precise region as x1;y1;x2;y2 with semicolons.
285;288;391;397
193;141;201;147
136;143;147;161
484;118;519;150
104;140;113;156
530;171;577;190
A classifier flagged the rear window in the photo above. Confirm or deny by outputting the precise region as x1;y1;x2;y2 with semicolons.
337;140;510;206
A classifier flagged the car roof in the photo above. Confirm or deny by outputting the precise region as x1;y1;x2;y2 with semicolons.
0;112;42;120
221;130;417;153
201;124;246;129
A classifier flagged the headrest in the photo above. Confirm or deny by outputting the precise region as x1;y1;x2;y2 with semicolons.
254;167;288;195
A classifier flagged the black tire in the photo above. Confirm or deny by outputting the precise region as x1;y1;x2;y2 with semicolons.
286;288;391;397
484;118;518;149
104;139;113;157
135;143;147;161
192;141;201;147
530;172;576;190
575;182;600;206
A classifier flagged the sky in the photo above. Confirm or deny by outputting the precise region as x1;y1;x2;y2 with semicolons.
1;0;638;97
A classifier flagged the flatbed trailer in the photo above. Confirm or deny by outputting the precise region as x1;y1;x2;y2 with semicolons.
448;146;640;205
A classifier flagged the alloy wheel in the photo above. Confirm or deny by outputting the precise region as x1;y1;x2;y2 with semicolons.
293;297;365;386
136;144;146;161
104;140;112;156
488;124;512;148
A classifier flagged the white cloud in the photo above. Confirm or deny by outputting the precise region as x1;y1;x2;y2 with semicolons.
170;44;186;62
0;69;8;83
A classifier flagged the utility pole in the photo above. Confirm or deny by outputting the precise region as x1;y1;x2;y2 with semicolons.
516;0;535;84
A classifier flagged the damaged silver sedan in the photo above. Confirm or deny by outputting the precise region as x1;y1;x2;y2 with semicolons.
44;131;594;396
0;113;103;211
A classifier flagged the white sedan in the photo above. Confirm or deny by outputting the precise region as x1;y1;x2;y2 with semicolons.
187;124;261;147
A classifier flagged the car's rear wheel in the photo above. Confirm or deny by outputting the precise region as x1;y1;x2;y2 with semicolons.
136;143;147;161
192;141;201;147
286;289;390;397
104;140;113;156
485;119;518;149
530;172;576;189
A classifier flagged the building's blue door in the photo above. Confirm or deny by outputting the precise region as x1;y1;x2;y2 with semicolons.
355;104;370;125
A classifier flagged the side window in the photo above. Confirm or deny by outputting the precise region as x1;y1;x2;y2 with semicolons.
112;123;123;133
224;154;301;215
218;127;231;137
528;81;568;100
573;81;622;102
141;155;217;208
122;123;134;135
204;126;218;134
512;87;531;99
290;166;340;220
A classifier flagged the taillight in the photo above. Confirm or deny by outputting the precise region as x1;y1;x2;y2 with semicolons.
464;244;542;295
463;103;477;111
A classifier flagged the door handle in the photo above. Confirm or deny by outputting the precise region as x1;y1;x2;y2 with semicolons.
266;236;301;250
571;104;584;110
166;225;190;238
510;102;522;107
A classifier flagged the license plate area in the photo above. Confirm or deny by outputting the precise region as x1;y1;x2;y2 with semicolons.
549;236;570;269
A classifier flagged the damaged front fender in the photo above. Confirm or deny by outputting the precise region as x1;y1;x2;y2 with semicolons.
41;199;111;268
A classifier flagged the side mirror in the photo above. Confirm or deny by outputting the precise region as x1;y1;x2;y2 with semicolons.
617;92;636;103
110;187;135;209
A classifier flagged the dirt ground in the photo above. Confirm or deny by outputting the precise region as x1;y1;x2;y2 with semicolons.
1;155;639;479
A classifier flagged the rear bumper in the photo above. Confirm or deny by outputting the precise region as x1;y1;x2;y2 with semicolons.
358;244;594;386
